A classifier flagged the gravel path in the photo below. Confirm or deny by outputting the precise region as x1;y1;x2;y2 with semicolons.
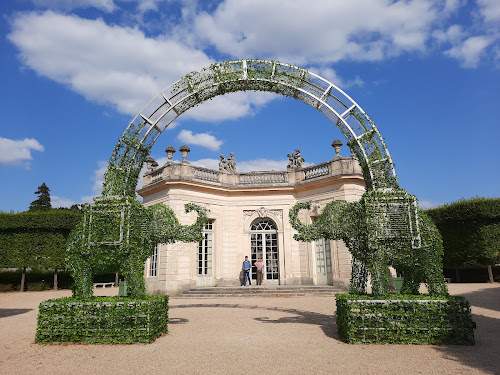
0;284;499;375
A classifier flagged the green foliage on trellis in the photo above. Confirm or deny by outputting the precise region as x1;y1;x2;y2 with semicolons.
36;295;169;344
102;122;152;197
336;294;475;345
67;196;207;299
0;210;83;269
289;189;448;296
115;59;398;197
348;109;397;190
425;197;500;269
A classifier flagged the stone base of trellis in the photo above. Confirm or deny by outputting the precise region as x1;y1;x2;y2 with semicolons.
36;295;169;344
336;294;475;345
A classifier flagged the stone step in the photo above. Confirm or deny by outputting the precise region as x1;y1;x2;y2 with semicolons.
181;290;344;295
178;285;347;298
175;293;338;298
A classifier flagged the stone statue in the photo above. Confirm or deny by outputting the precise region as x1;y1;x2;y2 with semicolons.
219;152;236;173
227;152;236;172
219;154;228;173
287;149;305;170
294;149;304;168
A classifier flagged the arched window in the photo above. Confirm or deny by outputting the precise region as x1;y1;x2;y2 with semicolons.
251;218;277;231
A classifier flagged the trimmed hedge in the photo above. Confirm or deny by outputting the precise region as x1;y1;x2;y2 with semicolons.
36;295;169;344
0;210;83;230
0;210;83;270
425;198;500;271
336;294;475;345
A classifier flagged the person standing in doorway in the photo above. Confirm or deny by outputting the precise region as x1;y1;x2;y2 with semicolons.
254;258;264;286
242;256;252;286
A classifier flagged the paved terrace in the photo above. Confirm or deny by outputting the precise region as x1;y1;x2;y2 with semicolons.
1;283;499;375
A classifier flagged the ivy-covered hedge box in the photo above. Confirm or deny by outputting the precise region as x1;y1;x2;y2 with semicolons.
36;295;169;344
336;294;475;345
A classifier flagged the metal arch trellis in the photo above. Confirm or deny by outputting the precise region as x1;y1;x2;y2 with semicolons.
67;58;450;299
102;59;398;197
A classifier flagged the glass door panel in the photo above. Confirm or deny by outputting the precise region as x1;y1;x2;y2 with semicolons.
250;219;279;283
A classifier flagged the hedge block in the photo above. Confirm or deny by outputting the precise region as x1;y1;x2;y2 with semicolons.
36;295;168;344
336;294;475;345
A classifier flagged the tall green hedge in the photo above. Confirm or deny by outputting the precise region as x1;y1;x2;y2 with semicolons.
425;198;500;282
0;210;83;289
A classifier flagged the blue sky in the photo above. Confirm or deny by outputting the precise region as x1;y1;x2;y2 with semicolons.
0;0;499;212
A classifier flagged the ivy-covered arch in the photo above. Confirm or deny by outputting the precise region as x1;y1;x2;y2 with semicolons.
63;58;451;304
102;59;397;197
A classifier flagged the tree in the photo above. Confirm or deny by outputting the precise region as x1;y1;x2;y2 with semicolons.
29;183;51;211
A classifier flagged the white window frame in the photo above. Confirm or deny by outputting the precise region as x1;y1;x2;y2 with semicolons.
198;220;214;276
149;245;158;277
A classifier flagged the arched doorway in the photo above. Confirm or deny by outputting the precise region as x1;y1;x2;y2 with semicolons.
250;218;279;284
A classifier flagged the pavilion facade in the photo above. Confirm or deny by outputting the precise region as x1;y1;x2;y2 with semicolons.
137;145;365;295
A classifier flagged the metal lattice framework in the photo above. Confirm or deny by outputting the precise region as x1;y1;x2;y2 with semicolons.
102;59;397;197
68;59;450;299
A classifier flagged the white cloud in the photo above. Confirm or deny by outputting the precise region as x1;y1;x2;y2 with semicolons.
177;130;223;151
8;11;212;116
418;199;442;209
134;0;164;13
433;25;466;45
190;158;220;170
237;158;289;172
7;11;280;123
190;0;452;65
51;195;79;208
308;67;363;89
445;35;493;68
0;137;44;168
31;0;116;12
433;23;496;68
478;0;500;24
183;91;276;123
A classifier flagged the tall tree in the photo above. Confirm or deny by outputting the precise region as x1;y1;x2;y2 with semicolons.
29;183;51;211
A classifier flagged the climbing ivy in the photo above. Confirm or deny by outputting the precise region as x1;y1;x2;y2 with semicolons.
289;189;448;296
336;294;475;344
67;196;207;300
36;295;169;344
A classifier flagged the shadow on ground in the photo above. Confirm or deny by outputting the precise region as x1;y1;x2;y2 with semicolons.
172;303;339;340
457;285;500;312
0;308;32;318
431;285;500;375
432;313;499;375
169;317;189;324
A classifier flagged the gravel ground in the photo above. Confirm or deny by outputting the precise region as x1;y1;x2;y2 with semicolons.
0;283;499;375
